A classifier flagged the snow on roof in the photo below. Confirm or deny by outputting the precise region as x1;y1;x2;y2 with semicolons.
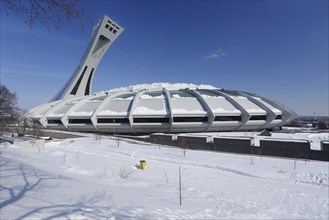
215;136;254;140
97;109;128;116
201;94;222;98
133;106;168;115
47;113;65;117
33;115;43;118
104;83;218;93
112;96;134;100
172;108;207;114
261;138;310;143
231;96;266;114
70;111;94;116
212;108;241;114
140;94;164;99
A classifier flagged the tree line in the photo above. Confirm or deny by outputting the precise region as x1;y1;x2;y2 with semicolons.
0;85;34;136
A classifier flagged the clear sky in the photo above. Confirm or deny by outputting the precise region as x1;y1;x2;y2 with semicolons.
1;0;328;116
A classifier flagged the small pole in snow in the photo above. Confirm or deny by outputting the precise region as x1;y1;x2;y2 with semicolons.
179;166;182;206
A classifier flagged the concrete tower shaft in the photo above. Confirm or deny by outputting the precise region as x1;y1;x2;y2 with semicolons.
51;15;124;101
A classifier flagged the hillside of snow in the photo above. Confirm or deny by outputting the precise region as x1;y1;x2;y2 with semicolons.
1;134;328;219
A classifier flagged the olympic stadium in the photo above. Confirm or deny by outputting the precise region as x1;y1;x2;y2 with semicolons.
28;15;297;134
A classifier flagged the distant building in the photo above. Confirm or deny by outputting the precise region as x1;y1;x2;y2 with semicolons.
289;116;329;129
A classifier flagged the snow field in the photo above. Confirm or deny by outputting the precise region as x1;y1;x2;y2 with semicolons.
1;134;328;219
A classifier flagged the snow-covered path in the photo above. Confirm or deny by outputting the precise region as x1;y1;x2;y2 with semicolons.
1;136;328;219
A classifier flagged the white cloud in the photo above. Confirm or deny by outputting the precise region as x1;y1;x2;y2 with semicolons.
206;49;226;59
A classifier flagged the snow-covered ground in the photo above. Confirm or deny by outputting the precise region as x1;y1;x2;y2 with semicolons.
1;133;328;219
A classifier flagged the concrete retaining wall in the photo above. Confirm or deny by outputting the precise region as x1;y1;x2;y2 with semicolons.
308;149;329;161
259;139;310;159
149;134;178;146
147;133;329;161
260;139;310;151
213;137;253;154
177;136;213;151
321;141;329;152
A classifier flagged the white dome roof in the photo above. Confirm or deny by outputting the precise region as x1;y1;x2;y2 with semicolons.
29;84;296;134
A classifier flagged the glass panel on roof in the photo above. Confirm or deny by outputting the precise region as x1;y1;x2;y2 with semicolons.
240;91;257;96
89;95;107;101
53;104;73;114
112;93;136;100
198;90;221;97
140;91;164;99
145;91;163;97
38;107;53;115
67;99;81;104
220;90;239;96
170;90;195;98
74;102;99;113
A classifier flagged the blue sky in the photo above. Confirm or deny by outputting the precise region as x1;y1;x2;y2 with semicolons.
1;0;328;116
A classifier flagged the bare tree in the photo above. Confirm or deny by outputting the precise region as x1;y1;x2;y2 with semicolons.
15;109;48;138
116;136;120;148
0;85;19;134
179;166;182;206
14;109;32;136
30;123;47;138
1;0;91;32
179;137;188;157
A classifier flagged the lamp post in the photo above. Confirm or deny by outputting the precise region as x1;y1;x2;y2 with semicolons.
313;112;317;129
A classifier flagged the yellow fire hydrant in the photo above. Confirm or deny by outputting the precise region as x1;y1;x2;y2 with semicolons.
140;160;147;170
